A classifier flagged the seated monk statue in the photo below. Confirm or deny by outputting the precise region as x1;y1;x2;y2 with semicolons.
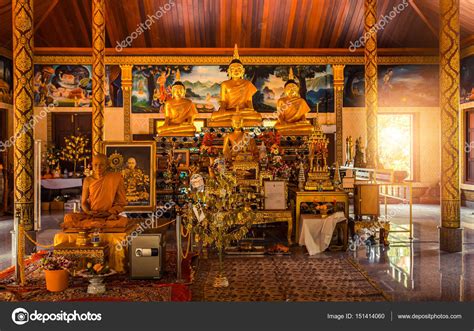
62;154;129;230
223;115;258;162
156;69;198;136
274;68;314;136
208;44;262;127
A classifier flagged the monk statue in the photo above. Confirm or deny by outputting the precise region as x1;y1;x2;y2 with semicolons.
208;44;262;127
62;154;129;230
274;68;314;135
157;69;198;136
223;115;257;162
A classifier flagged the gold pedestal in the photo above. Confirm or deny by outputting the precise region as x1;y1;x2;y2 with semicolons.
305;169;334;191
208;110;262;127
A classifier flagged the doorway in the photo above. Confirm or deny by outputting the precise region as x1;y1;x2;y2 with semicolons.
52;112;92;172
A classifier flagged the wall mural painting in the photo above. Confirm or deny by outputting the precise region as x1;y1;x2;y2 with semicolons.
33;65;123;107
131;65;334;113
344;65;439;107
344;65;365;108
0;56;13;104
461;56;474;104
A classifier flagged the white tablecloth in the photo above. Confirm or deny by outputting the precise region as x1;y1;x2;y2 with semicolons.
299;211;347;255
41;178;83;190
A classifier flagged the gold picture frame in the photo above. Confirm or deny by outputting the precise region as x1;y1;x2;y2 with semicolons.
174;149;190;170
103;141;156;212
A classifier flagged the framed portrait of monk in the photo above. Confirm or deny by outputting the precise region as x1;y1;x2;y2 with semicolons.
103;141;156;211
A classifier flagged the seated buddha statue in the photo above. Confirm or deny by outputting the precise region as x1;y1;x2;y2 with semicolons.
274;68;314;136
62;154;129;230
223;115;258;162
157;69;198;136
208;45;262;127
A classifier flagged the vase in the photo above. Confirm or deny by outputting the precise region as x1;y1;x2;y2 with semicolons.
87;276;106;294
44;269;69;292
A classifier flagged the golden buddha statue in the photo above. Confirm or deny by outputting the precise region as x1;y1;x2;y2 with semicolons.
157;69;198;136
208;45;262;127
274;68;314;136
223;115;258;162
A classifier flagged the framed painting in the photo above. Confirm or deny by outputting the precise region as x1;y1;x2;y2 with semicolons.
103;141;156;211
173;149;190;170
263;180;287;210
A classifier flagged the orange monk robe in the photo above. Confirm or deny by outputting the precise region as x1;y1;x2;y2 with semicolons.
63;172;129;229
220;79;257;110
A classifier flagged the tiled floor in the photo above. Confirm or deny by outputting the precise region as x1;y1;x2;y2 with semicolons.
1;204;473;301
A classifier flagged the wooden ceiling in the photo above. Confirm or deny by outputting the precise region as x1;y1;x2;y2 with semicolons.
0;0;473;53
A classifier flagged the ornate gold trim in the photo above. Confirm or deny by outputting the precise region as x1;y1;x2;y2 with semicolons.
120;64;133;141
33;55;440;65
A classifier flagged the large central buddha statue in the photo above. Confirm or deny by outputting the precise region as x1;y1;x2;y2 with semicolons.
157;69;198;136
208;45;262;127
274;68;314;136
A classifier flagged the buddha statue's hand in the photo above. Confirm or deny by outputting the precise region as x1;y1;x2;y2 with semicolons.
91;211;111;218
106;214;119;220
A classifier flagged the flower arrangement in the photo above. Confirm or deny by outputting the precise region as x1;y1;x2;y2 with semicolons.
200;132;218;157
60;134;91;176
84;262;111;275
40;254;74;271
43;147;61;168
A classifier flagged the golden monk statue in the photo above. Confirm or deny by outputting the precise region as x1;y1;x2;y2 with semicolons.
223;115;258;162
62;154;129;229
274;68;314;135
157;69;198;136
208;45;262;127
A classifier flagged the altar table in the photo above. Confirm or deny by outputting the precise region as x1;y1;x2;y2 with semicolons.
54;227;137;273
299;212;347;255
289;188;349;242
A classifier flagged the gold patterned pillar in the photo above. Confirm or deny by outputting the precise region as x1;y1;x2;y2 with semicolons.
120;65;133;142
13;0;35;282
333;64;345;165
439;0;462;252
92;0;105;154
364;0;378;168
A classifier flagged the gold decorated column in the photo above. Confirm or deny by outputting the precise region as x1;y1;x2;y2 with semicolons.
92;0;106;153
120;65;133;142
333;64;345;165
439;0;462;252
364;0;378;168
13;0;35;282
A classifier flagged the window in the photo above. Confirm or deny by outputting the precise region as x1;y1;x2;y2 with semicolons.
378;114;413;180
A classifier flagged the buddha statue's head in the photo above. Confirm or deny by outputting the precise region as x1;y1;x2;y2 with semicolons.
228;44;245;79
284;67;299;97
172;69;186;99
231;115;244;130
92;153;108;178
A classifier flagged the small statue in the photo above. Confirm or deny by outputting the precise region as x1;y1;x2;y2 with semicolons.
274;68;313;135
354;137;367;168
157;69;198;136
222;115;257;162
208;45;262;127
298;161;306;190
345;136;354;166
258;141;268;165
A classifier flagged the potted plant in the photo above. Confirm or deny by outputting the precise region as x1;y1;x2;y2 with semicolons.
40;254;74;292
77;263;116;294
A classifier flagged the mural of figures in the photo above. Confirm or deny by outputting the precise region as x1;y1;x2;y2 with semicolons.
33;64;122;107
0;56;13;104
343;65;439;107
461;56;474;104
132;65;334;113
